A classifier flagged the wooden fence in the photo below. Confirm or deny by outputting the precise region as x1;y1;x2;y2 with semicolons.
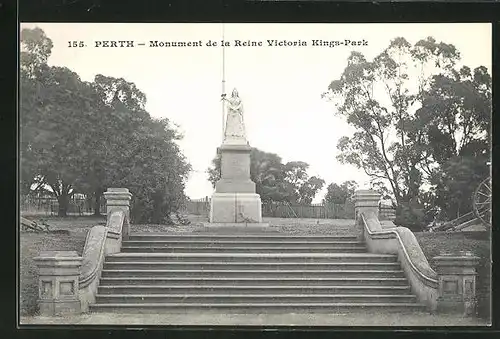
20;195;105;216
21;195;387;220
262;202;355;219
183;198;211;216
184;198;356;219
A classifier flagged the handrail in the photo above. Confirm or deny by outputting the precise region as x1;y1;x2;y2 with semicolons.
361;212;438;288
79;225;108;288
106;209;126;237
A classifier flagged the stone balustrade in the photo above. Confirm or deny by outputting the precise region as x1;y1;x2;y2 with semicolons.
78;225;108;312
34;188;132;316
354;189;481;316
433;251;480;315
33;251;82;316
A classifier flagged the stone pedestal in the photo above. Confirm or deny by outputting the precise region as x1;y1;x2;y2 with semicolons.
33;251;82;316
208;141;266;226
353;190;381;219
210;192;263;223
433;251;480;316
353;190;381;238
103;188;132;239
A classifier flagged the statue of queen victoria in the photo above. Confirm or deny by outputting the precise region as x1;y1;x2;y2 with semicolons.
221;88;247;144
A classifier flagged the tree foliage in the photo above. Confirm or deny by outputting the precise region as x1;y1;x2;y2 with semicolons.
323;180;358;204
323;36;491;222
207;148;325;204
20;27;191;222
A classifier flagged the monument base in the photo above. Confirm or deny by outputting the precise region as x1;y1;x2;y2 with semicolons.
210;193;262;223
202;222;270;229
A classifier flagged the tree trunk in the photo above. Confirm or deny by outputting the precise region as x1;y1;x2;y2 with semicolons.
152;190;164;224
93;189;103;216
57;192;69;217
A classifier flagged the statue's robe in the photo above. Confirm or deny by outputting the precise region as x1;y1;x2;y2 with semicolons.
223;97;247;145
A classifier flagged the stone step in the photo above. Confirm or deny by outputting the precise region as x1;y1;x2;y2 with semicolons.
103;261;402;271
97;277;409;286
120;246;367;253
97;285;412;295
105;253;398;263
122;240;365;247
101;269;406;278
94;294;418;304
127;234;359;242
89;302;426;313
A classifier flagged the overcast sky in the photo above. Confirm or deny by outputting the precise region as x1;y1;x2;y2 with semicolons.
21;23;491;202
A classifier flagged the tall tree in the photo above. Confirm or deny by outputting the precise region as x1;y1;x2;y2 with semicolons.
250;149;289;202
207;148;290;202
20;27;54;196
21;61;100;215
323;36;489;212
74;75;151;215
20;27;192;221
21;27;102;215
123;117;191;224
282;161;325;204
207;149;324;204
323;180;358;204
416;66;491;218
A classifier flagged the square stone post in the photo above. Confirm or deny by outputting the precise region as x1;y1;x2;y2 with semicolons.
433;251;481;316
103;188;132;239
33;251;82;316
353;189;381;239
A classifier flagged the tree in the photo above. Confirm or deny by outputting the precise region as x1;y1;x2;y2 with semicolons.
20;27;53;78
21;62;101;216
324;180;358;204
279;161;325;204
297;175;325;205
430;157;489;220
323;36;490;219
123;118;191;224
21;27;103;215
415;66;491;218
74;75;151;215
20;27;53;196
250;149;290;202
323;37;461;205
207;149;325;204
207;148;290;202
20;27;192;221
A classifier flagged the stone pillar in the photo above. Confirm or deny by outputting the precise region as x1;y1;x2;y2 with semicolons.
354;190;381;219
433;251;480;316
353;190;381;238
209;144;265;226
33;251;82;316
103;188;132;238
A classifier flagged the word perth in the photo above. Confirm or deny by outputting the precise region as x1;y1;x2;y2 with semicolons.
145;39;368;48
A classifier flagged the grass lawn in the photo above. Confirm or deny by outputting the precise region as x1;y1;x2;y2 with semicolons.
19;215;491;322
414;230;491;320
19;216;106;316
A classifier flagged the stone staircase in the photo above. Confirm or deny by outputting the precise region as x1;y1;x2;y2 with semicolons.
89;233;427;313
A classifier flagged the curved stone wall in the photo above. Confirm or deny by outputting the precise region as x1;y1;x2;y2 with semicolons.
78;225;108;312
361;210;439;311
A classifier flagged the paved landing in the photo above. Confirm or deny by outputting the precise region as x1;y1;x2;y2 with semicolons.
20;312;490;326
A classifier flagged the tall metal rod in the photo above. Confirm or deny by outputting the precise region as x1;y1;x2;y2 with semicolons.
221;23;226;142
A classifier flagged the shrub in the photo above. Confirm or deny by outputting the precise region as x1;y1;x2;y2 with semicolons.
394;203;426;232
